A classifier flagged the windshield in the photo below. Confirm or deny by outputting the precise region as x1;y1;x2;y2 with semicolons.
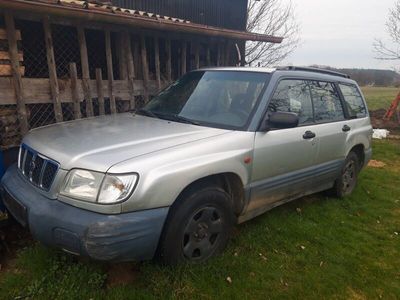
141;71;270;130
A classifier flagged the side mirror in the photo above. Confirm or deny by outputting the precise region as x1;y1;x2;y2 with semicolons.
260;112;299;131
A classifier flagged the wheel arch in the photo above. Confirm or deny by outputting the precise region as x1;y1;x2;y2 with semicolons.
348;144;365;169
170;172;246;217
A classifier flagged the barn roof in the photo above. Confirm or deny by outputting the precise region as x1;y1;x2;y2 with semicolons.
0;0;283;43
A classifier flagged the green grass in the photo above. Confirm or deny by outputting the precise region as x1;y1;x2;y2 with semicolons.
1;140;400;299
361;86;399;111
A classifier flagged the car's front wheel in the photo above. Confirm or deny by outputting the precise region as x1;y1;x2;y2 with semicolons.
159;186;235;265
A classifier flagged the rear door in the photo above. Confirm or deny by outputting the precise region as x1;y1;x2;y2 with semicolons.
248;79;319;213
308;80;349;182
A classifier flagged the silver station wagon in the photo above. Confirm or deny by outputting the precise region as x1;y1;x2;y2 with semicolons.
1;67;372;264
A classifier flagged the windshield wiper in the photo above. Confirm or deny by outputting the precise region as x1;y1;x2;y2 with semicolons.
135;108;159;119
158;114;200;125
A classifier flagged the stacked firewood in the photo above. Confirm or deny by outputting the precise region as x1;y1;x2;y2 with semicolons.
0;106;21;149
0;26;24;149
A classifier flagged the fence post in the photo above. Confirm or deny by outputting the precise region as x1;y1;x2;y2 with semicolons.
124;31;136;111
206;44;211;66
105;30;116;114
69;63;81;119
77;25;93;117
154;37;161;91
43;16;63;123
95;68;105;116
165;38;172;83
181;40;187;75
4;12;29;135
194;41;200;70
140;35;149;103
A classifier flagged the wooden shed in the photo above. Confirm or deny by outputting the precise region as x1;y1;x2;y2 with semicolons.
0;0;282;150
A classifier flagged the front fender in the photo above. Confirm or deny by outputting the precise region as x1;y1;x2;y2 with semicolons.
109;132;255;213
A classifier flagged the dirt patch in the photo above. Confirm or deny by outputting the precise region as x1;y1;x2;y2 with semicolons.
368;160;387;168
106;263;140;288
370;109;400;135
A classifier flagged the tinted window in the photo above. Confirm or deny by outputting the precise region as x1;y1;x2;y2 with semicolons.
310;81;345;123
268;80;314;125
143;71;269;130
339;84;367;118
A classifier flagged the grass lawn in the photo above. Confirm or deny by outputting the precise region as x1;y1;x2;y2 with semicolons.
361;86;399;111
1;140;399;299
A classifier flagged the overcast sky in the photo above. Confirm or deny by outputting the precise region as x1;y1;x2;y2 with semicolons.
283;0;396;70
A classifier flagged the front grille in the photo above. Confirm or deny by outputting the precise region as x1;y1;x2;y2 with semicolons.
18;144;59;191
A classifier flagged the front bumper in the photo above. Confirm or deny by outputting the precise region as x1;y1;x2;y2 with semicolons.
1;165;169;261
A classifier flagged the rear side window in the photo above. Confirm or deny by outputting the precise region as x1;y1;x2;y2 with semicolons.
310;81;345;123
268;80;314;125
339;84;367;118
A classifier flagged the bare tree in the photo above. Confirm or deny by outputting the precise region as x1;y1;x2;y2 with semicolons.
246;0;300;67
374;0;400;60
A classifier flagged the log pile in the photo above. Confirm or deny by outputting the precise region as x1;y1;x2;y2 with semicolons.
0;26;24;149
0;28;24;76
0;106;22;149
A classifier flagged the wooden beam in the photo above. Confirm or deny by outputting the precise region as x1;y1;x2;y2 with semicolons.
194;41;200;69
124;31;136;110
133;39;140;79
105;30;116;114
0;28;21;40
117;32;127;80
4;12;29;135
217;43;222;67
206;45;211;66
154;37;161;91
140;35;149;103
165;38;172;82
77;26;93;117
0;77;165;105
43;16;63;123
0;51;23;61
95;68;105;115
69;62;81;119
181;40;187;75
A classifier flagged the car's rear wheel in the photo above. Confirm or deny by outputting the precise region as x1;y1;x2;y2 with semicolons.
159;186;235;265
333;151;360;197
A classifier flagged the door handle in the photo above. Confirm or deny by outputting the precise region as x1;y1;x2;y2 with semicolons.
342;125;351;132
303;131;316;139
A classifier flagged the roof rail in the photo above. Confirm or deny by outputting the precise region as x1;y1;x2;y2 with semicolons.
276;66;350;79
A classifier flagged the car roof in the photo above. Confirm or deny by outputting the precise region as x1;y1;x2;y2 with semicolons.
197;66;356;84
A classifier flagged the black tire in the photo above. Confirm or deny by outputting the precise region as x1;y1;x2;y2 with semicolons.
159;186;235;265
332;151;360;198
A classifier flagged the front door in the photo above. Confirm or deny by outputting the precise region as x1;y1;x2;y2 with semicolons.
247;79;319;213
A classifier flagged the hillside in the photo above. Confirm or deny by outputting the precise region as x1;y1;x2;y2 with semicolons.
310;66;400;87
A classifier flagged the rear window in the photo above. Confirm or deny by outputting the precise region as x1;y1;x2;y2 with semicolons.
310;81;345;123
339;84;367;118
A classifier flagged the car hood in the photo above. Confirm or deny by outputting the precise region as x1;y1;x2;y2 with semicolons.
23;113;230;172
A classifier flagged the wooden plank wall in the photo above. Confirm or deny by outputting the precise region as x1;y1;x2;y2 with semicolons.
0;13;238;149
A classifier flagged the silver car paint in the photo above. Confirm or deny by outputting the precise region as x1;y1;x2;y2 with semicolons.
18;68;372;220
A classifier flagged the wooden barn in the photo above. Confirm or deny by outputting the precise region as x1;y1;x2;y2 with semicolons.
0;0;282;151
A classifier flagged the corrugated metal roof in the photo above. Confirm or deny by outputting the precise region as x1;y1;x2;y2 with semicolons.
0;0;283;43
60;0;191;24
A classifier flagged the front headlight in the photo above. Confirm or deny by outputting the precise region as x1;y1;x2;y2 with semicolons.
61;169;138;204
98;174;138;204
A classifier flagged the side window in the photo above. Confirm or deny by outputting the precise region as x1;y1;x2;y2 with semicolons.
268;80;314;125
310;81;345;123
339;84;367;118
